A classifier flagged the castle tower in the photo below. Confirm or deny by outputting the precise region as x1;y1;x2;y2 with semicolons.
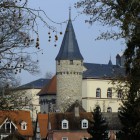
55;12;83;112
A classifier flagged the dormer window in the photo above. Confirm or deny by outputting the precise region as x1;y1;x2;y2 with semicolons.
62;119;68;129
21;121;27;130
81;119;88;129
70;60;73;65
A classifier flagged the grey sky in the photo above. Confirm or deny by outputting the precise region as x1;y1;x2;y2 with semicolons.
19;0;125;85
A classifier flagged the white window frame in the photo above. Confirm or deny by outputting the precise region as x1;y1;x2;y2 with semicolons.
62;137;68;140
62;119;68;129
81;119;88;129
21;121;27;130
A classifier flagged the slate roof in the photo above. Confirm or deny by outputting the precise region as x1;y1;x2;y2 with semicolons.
0;110;33;137
18;78;50;89
83;63;125;79
102;113;123;130
37;76;56;96
56;19;83;60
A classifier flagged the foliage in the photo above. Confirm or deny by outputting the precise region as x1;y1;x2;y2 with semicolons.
0;0;59;110
76;0;140;138
87;106;108;140
75;0;140;40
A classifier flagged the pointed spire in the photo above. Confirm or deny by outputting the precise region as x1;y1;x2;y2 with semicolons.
108;55;112;65
55;11;83;61
69;7;71;20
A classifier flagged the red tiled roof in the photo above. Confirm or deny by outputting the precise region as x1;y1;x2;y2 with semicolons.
37;76;56;96
37;113;48;139
0;110;33;137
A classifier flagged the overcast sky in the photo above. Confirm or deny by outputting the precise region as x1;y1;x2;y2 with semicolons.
18;0;125;85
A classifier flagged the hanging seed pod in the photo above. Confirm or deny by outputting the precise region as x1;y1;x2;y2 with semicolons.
37;37;39;42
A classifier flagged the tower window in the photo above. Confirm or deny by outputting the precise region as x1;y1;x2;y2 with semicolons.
107;88;112;98
58;61;60;65
70;60;73;65
96;88;101;98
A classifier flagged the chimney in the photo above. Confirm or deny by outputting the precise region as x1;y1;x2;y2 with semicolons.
74;100;79;117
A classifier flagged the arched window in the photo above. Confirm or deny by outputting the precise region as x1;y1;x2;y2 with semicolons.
61;119;68;129
81;119;88;129
70;60;73;65
118;89;122;99
21;121;27;130
107;107;112;112
107;88;112;98
96;88;101;98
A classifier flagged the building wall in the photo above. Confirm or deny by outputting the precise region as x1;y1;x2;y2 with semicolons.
39;95;56;113
56;60;83;112
82;79;122;112
49;131;91;140
14;89;40;121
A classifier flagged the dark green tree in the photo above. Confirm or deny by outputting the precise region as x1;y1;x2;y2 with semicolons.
87;106;108;140
75;0;140;138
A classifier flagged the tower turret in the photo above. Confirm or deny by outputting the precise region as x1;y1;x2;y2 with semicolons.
55;13;83;112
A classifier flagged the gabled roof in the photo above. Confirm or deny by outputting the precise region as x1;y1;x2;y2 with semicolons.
37;76;56;96
55;19;83;60
66;100;86;113
0;110;33;137
83;63;125;79
37;114;48;139
18;78;50;89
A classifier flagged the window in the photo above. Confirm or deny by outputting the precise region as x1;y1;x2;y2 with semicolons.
107;88;112;98
70;60;73;65
21;121;27;130
107;107;112;112
62;119;68;129
62;137;68;140
118;89;122;99
81;119;88;129
58;61;60;65
1;119;16;133
96;88;101;98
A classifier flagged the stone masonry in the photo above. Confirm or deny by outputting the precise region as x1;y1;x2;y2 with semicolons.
56;60;83;112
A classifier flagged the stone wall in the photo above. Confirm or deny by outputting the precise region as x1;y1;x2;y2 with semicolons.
56;60;83;112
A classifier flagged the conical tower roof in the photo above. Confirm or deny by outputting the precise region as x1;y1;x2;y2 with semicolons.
55;19;83;60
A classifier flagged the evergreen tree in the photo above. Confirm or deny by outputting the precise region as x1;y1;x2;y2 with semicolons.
76;0;140;138
87;106;108;140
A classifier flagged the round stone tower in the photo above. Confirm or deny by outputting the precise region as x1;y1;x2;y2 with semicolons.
55;16;83;112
